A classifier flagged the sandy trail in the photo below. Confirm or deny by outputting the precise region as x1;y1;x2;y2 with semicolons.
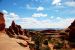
0;33;30;50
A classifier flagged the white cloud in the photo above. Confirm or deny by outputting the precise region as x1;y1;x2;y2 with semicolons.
19;18;51;28
9;13;20;20
2;10;20;28
2;10;19;20
64;1;75;7
2;10;8;14
32;13;47;17
2;10;9;19
52;0;61;6
26;4;44;11
56;18;75;28
19;17;75;29
37;6;44;11
50;16;54;19
56;17;62;20
2;10;75;29
26;4;36;9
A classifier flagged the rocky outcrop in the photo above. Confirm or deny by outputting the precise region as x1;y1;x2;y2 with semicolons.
0;12;30;50
69;20;75;29
68;20;75;48
5;21;35;50
0;12;5;31
69;20;75;41
6;21;25;37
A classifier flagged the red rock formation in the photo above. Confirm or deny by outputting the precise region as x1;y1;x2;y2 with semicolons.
68;20;75;48
6;20;29;37
69;20;75;29
69;20;75;41
0;12;5;31
0;12;30;50
11;21;15;27
5;21;30;47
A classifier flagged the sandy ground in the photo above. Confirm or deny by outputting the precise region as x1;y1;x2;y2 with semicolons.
0;33;30;50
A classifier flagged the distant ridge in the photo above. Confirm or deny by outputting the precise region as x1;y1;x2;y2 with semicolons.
23;28;63;31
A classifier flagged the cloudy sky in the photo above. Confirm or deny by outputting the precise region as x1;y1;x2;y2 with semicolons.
0;0;75;29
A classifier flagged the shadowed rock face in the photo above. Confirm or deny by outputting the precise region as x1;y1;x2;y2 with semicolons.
5;21;34;50
69;20;75;29
6;21;23;36
0;12;5;31
68;20;75;48
6;20;31;38
69;20;75;41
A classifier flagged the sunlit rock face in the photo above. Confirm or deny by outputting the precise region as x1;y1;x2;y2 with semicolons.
0;12;5;31
68;20;75;48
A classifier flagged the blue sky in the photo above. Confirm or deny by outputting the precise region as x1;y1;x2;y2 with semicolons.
0;0;75;29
